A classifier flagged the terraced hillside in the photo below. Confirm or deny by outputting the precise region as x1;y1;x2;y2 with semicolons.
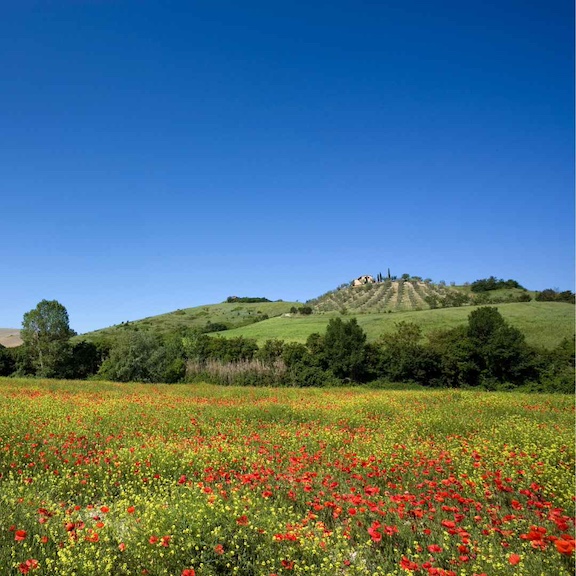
79;300;299;341
308;280;463;313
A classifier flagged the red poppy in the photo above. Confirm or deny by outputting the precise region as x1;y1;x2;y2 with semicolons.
236;515;249;526
508;553;521;565
18;559;38;574
214;544;224;555
428;544;443;553
181;570;195;576
15;530;27;541
127;506;135;514
555;536;575;556
281;560;294;569
149;535;159;544
100;506;109;513
400;556;419;571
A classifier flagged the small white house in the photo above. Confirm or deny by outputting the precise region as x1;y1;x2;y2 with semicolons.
352;275;375;287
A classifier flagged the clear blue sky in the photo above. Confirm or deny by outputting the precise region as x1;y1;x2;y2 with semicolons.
2;1;573;334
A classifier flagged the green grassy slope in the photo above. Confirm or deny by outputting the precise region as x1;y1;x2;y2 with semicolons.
218;302;574;349
80;301;299;340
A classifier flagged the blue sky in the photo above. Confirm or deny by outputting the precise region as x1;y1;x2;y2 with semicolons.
1;1;573;334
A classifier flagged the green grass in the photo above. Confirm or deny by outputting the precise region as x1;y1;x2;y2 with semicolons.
79;301;299;341
218;301;574;349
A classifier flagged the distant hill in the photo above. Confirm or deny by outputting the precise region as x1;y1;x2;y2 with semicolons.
79;300;300;341
218;302;574;350
0;328;22;348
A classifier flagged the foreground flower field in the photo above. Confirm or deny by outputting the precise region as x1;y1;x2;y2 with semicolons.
0;378;573;575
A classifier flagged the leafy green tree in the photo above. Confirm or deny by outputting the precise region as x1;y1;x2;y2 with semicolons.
21;299;76;377
377;322;440;384
467;307;535;386
321;317;367;381
97;330;184;383
427;326;479;387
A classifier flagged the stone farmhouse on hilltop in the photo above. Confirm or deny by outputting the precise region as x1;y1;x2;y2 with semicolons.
352;275;376;287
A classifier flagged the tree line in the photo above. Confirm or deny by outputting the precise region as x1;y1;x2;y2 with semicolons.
0;299;572;393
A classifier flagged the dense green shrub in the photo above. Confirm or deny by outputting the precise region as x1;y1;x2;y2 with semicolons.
536;289;575;304
471;277;525;292
97;331;185;383
226;296;271;303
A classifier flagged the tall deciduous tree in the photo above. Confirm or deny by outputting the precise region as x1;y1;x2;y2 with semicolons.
321;317;367;381
21;299;75;377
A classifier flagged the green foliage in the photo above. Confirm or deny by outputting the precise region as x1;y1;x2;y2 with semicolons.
281;342;309;368
376;322;441;385
203;321;229;333
466;307;536;386
533;337;575;393
426;326;479;387
256;339;285;365
320;317;367;381
0;345;15;376
471;276;525;292
226;296;271;303
184;333;258;364
20;299;76;377
67;341;104;379
97;331;184;383
440;291;470;307
536;289;575;304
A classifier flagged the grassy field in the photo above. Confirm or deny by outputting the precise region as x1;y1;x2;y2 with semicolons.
79;301;299;341
219;302;574;349
0;378;573;575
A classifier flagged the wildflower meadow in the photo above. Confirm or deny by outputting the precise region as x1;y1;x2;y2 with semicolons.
0;378;573;575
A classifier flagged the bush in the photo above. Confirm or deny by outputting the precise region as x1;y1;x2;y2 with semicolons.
471;277;525;292
203;322;228;333
97;331;185;383
226;296;271;303
536;289;575;304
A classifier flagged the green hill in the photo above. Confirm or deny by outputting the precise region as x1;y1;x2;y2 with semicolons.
217;302;574;350
80;300;299;341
